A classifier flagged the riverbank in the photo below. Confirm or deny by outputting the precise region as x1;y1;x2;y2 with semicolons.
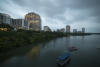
70;33;92;36
0;31;66;52
0;30;93;52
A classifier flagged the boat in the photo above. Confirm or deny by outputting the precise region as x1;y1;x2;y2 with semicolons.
72;46;78;50
56;53;71;66
68;46;78;52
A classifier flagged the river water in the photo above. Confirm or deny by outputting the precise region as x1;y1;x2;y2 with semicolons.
0;35;100;67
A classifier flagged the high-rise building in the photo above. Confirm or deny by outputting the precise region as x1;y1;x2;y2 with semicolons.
44;26;51;32
77;31;82;33
0;13;11;24
82;27;85;33
57;28;65;32
11;19;29;30
25;12;41;31
66;25;70;33
60;28;65;32
73;29;77;33
57;29;60;32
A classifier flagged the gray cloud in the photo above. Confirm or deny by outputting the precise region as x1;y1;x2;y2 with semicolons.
0;0;100;32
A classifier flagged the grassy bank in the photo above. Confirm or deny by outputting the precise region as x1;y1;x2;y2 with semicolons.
0;30;66;52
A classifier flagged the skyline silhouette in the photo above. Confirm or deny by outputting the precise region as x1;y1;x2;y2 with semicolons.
0;0;100;32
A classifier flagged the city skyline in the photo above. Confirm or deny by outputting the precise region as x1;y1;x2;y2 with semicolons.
0;12;86;33
0;0;100;32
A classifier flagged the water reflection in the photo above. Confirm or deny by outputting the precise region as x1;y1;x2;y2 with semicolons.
27;45;40;59
66;36;71;51
0;35;100;67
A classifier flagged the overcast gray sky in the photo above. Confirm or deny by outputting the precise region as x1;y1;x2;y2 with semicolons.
0;0;100;32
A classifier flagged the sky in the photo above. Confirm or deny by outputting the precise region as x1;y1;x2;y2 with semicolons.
0;0;100;32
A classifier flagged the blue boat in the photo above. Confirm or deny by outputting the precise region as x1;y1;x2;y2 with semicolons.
56;53;71;66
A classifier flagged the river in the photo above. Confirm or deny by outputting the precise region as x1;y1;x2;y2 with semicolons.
0;35;100;67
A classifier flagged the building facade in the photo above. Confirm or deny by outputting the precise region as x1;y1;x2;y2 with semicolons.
11;19;29;30
66;25;70;33
25;12;41;31
77;31;82;33
0;13;11;24
44;26;51;32
82;27;85;33
60;28;65;32
57;28;65;32
73;29;77;33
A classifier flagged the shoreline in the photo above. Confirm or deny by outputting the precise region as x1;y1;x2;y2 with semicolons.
0;31;95;52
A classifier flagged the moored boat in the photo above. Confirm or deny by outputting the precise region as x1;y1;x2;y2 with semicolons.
68;46;78;52
56;53;71;66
